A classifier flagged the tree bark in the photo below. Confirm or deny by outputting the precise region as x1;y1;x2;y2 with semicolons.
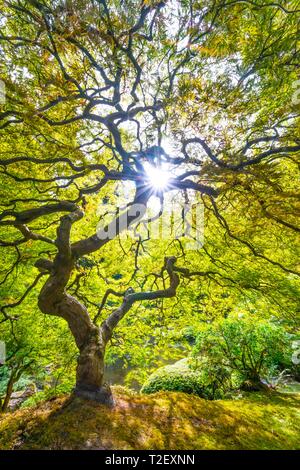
240;374;269;392
0;364;24;413
74;327;113;406
36;209;114;405
38;277;114;405
1;370;16;412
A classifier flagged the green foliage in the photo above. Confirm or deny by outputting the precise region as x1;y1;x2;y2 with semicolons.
0;308;77;409
193;317;298;389
142;317;300;401
141;359;202;396
141;358;233;399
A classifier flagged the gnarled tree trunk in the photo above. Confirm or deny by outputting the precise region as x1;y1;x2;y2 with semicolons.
36;210;114;405
38;268;114;405
75;328;112;405
240;373;269;392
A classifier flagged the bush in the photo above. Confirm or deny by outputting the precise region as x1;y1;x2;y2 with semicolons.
193;317;298;391
141;358;231;399
141;318;299;399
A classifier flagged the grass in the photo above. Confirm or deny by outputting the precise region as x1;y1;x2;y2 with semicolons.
0;386;299;450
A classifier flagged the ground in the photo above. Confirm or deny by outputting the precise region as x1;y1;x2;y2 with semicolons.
0;387;299;450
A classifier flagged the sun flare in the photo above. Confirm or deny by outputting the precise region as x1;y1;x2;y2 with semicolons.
144;163;170;190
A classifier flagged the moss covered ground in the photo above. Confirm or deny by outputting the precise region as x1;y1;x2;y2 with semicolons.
0;387;299;450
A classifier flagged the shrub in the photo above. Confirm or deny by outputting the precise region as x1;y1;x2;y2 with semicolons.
193;317;297;391
142;318;299;399
141;358;231;399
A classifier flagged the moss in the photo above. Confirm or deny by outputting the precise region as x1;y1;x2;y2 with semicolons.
0;388;299;450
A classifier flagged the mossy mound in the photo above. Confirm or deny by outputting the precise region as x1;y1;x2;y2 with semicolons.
0;386;299;450
141;358;234;399
141;358;207;396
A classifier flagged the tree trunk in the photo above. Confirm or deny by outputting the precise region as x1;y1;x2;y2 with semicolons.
240;373;269;392
1;371;16;412
74;328;113;406
38;266;114;406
